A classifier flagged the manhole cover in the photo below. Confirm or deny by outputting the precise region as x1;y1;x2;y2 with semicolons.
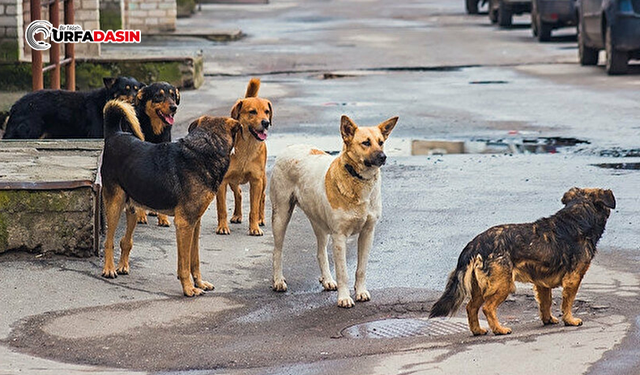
341;318;471;339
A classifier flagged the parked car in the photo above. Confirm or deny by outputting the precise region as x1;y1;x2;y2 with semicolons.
531;0;578;41
466;0;488;14
488;0;532;27
577;0;640;74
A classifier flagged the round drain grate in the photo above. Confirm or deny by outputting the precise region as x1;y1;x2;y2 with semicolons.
341;318;471;339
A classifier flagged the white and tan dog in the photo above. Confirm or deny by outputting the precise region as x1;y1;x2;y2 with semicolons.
270;115;398;308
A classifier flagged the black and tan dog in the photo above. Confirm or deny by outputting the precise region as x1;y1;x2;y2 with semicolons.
100;100;240;296
216;78;272;236
128;82;180;227
3;77;143;139
430;187;615;335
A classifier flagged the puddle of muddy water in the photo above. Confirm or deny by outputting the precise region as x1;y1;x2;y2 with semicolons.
412;137;589;156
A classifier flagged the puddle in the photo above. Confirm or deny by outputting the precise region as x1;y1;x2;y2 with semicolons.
599;149;640;158
469;80;509;85
592;163;640;170
412;137;589;156
341;317;471;339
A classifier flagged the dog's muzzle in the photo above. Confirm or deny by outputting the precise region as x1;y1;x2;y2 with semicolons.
366;151;387;167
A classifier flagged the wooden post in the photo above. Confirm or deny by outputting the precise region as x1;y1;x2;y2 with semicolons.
64;0;75;91
49;0;60;89
31;0;43;91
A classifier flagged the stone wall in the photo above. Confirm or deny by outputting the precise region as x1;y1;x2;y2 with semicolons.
125;0;176;33
0;0;23;61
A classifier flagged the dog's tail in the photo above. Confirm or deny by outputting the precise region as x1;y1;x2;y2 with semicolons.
103;99;144;141
244;78;261;98
429;246;481;318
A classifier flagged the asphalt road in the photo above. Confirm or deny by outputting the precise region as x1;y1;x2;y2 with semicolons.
2;0;640;374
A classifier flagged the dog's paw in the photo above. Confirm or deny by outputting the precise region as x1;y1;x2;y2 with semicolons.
216;225;231;235
337;297;355;308
183;286;205;297
563;317;583;326
136;214;148;224
195;279;215;291
492;326;512;335
543;316;559;325
319;277;338;291
230;215;242;224
116;264;129;275
101;267;118;278
355;290;371;302
258;220;265;227
148;211;158;217
157;216;171;227
472;328;488;336
272;278;288;292
249;227;264;236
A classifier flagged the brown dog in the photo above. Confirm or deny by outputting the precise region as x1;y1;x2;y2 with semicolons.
216;78;272;236
100;100;239;296
429;187;615;335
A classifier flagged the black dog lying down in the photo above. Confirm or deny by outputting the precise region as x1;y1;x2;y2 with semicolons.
2;76;143;139
100;100;241;296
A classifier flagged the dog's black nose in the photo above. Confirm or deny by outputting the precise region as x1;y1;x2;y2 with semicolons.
261;119;270;129
374;152;387;166
169;105;178;113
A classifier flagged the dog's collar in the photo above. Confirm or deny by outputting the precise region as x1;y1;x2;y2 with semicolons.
344;164;367;181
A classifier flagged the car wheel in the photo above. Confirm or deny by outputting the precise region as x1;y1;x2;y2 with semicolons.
497;1;512;27
605;25;628;75
538;22;552;42
488;0;498;23
578;18;598;65
466;0;479;14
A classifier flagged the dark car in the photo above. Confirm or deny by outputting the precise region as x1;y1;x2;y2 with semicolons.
578;0;640;74
489;0;532;27
531;0;578;41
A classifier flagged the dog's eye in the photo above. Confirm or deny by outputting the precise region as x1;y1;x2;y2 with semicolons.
379;140;384;146
249;110;258;115
134;86;138;90
362;140;371;147
125;85;130;90
265;110;270;115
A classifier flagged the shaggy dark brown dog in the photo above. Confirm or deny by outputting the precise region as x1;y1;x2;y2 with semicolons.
429;187;615;335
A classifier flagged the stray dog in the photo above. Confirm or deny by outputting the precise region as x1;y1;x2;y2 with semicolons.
100;100;240;296
429;187;616;335
271;115;398;308
3;77;143;139
216;78;272;236
129;82;180;227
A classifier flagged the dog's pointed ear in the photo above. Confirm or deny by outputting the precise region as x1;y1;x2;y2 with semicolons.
188;117;203;133
561;187;581;205
267;100;273;123
378;116;398;140
340;115;357;144
599;189;616;209
103;77;117;89
231;100;243;120
175;88;181;105
135;87;145;106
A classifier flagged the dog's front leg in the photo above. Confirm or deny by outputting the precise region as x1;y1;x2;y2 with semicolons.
355;222;375;302
216;183;231;235
248;177;264;236
229;183;243;224
331;234;354;308
175;214;203;297
190;219;214;291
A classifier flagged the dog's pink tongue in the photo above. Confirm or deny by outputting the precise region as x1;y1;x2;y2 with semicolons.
257;130;268;140
163;113;175;126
